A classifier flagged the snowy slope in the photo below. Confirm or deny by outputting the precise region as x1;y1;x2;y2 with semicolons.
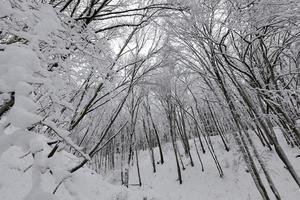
106;129;300;200
0;146;149;200
1;129;299;200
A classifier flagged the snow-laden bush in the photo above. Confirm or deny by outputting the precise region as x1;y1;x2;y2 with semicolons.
0;0;113;199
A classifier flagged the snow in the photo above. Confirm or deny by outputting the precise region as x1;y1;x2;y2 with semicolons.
15;96;38;112
33;4;64;39
0;134;14;157
0;46;45;105
7;107;41;129
0;129;33;158
0;46;41;72
0;4;299;198
0;0;13;17
24;188;58;200
42;120;90;160
0;127;299;200
105;129;300;200
295;119;300;129
29;137;45;154
0;146;146;200
0;79;10;93
1;1;299;199
15;82;34;97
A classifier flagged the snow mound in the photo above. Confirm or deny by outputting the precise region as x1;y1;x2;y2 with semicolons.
0;146;147;200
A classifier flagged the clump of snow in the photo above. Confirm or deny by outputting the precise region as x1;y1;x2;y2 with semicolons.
15;82;33;97
0;43;53;199
0;45;44;131
0;46;41;71
0;0;13;17
15;96;38;112
7;107;41;129
24;187;58;200
295;119;300;129
0;134;14;157
0;146;145;200
29;137;45;154
33;4;64;40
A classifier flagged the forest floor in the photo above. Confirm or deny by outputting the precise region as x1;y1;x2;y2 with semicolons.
107;128;300;200
0;128;300;200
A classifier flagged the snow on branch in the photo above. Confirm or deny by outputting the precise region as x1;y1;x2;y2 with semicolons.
41;120;91;161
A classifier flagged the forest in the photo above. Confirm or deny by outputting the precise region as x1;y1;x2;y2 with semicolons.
0;0;300;199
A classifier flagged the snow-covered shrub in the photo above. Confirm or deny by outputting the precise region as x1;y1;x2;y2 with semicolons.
0;0;112;198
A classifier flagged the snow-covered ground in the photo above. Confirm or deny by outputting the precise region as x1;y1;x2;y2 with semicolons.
107;129;300;200
1;129;300;200
0;146;148;200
